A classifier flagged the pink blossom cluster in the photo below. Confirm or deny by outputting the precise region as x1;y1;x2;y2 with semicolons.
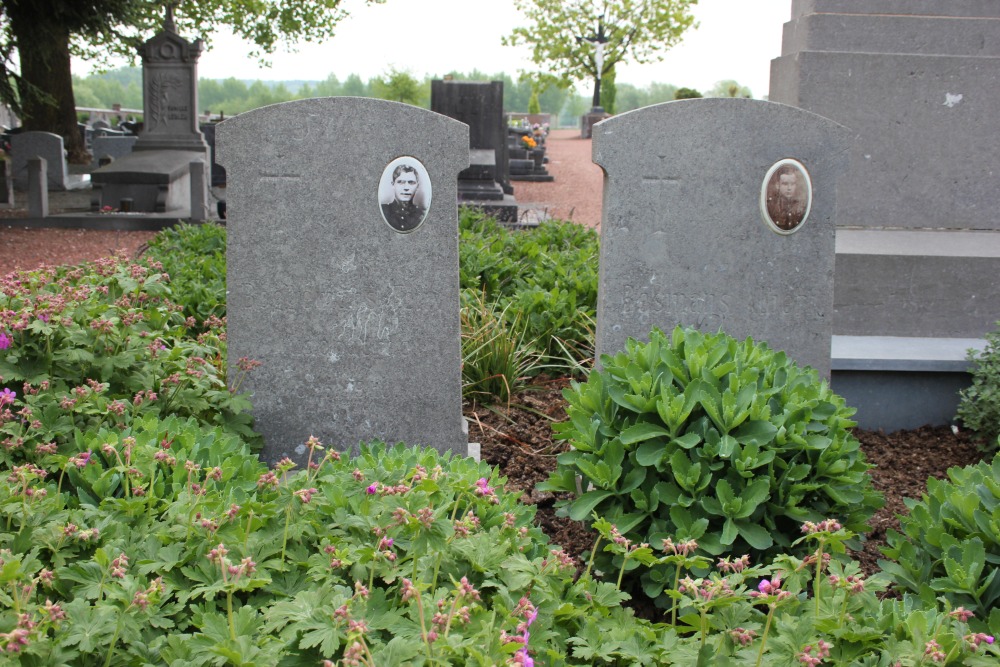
801;519;842;534
717;555;751;573
749;576;793;602
662;537;699;557
797;639;832;665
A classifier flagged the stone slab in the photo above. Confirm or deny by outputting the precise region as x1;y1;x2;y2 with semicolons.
217;97;470;465
593;98;850;377
791;0;1000;19
771;51;1000;230
782;13;1000;56
831;369;972;430
831;335;986;372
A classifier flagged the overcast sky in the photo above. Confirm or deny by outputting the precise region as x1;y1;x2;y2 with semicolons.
81;0;793;99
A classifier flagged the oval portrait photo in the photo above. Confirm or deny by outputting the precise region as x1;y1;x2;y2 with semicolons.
760;159;812;233
378;156;432;233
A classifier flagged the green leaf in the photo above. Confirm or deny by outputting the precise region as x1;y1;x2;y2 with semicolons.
567;490;614;521
620;422;672;445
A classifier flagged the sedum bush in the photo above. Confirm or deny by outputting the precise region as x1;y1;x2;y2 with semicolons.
881;453;1000;616
956;321;1000;450
541;327;883;606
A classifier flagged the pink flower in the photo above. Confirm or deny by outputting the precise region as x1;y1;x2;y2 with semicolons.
0;332;10;350
0;388;15;407
366;484;377;494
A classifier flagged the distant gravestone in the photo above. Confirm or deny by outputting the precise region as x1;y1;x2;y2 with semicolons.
431;80;517;221
91;136;138;168
0;160;13;208
11;132;70;191
217;97;470;465
593;99;850;376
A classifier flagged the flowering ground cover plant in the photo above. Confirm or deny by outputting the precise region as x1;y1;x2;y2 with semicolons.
0;227;997;665
0;254;254;463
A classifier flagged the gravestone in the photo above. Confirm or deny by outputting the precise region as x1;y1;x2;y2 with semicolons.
593;99;849;377
431;79;517;221
90;10;209;214
27;158;48;217
0;160;13;208
10;132;87;191
217;97;470;465
91;136;138;168
199;123;226;186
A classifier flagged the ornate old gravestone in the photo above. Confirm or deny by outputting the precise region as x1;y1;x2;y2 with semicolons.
771;0;1000;427
90;8;209;216
593;98;849;377
431;80;518;222
217;97;470;465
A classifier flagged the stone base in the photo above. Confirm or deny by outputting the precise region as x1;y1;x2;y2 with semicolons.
90;149;206;213
580;111;611;139
510;173;555;182
459;195;518;222
830;335;986;431
834;229;1000;338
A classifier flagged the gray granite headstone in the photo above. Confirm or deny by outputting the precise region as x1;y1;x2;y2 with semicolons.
11;132;68;191
27;158;48;218
593;98;849;377
217;97;470;464
0;160;12;208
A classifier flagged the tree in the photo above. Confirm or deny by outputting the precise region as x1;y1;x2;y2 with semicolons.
504;0;698;111
373;68;423;106
707;79;753;99
0;0;383;161
674;86;702;100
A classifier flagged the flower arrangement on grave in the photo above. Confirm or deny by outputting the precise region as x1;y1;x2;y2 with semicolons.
521;135;537;149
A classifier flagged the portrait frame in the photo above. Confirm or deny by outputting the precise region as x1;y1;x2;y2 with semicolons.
378;156;432;233
760;158;812;234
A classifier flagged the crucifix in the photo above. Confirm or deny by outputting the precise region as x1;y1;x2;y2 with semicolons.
164;1;177;32
578;14;610;111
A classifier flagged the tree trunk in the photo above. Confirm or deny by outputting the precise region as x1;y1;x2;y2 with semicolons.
12;14;88;163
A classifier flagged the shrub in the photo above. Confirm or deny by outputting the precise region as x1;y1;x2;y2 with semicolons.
881;453;1000;615
458;208;598;368
140;223;227;327
957;322;1000;449
541;327;883;607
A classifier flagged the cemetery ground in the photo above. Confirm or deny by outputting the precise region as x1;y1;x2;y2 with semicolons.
0;128;989;587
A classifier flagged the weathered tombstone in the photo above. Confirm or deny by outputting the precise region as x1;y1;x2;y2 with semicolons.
593;98;849;377
199;123;226;186
91;136;138;168
431;79;517;221
90;9;209;214
217;97;470;465
771;0;1000;427
27;157;48;217
10;132;81;191
0;160;13;208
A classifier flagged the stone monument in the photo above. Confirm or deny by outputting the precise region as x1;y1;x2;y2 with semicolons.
593;98;850;377
770;0;1000;427
11;132;88;191
217;97;471;465
431;80;518;222
90;8;209;215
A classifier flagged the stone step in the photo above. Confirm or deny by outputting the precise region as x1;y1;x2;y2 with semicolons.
834;228;1000;338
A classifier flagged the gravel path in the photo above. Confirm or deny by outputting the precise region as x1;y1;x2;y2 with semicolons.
0;127;602;275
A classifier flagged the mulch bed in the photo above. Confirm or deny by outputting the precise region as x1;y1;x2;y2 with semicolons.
465;376;990;581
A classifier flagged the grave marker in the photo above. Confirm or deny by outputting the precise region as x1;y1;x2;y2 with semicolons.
593;99;850;376
217;97;470;465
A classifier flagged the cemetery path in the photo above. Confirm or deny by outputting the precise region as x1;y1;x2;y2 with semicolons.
515;129;603;229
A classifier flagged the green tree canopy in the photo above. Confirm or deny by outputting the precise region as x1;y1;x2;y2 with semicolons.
504;0;698;110
0;0;384;160
707;79;753;99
